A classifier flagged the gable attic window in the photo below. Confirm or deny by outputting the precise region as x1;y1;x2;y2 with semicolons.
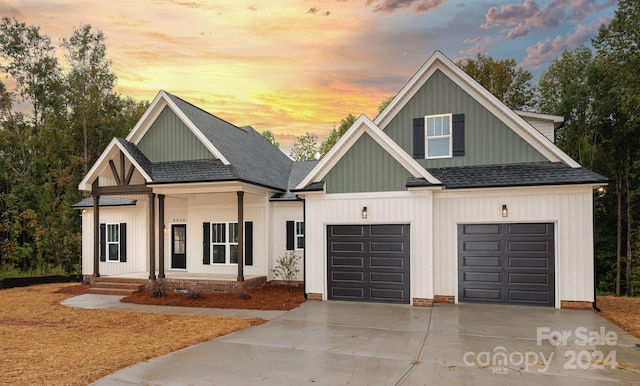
413;113;465;159
426;114;452;158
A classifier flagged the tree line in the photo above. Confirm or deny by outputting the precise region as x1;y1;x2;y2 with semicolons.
283;0;640;296
0;18;147;277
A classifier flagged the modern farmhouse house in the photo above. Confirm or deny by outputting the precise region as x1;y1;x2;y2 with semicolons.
75;51;607;308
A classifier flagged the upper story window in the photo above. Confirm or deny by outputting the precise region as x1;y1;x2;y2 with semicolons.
426;113;452;159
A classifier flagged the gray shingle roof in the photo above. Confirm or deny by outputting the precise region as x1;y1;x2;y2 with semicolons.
151;159;237;183
427;162;608;189
116;138;153;178
72;197;137;208
164;93;293;191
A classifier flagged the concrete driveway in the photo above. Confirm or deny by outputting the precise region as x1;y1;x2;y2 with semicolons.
92;302;640;385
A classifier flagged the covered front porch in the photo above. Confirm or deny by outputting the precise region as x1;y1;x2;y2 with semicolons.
88;272;267;296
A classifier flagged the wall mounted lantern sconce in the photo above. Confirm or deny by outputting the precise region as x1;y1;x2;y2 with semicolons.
501;204;508;218
596;186;606;199
362;206;368;219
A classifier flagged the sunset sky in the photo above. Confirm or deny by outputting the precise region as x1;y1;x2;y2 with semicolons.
3;0;618;150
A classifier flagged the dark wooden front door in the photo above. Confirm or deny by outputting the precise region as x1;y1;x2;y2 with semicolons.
172;224;187;269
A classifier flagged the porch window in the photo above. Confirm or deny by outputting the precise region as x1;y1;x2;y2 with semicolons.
210;222;238;264
107;224;120;261
295;221;304;250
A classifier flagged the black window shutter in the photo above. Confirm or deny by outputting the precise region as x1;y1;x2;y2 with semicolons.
99;223;106;262
413;118;425;159
119;223;127;262
202;222;210;264
452;114;465;156
286;221;295;251
245;221;253;266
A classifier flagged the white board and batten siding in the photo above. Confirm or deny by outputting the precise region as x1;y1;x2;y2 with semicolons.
433;185;594;306
304;190;434;303
269;201;304;281
81;194;149;276
181;192;268;277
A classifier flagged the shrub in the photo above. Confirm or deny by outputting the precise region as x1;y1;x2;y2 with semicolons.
187;286;204;299
271;251;301;281
145;280;166;298
238;290;252;300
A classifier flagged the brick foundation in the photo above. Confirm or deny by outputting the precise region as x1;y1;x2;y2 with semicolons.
306;293;323;301
161;276;267;293
412;298;433;307
561;300;593;310
434;295;455;304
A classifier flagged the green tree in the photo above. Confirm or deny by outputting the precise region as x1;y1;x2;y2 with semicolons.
457;53;534;110
376;95;394;116
261;129;280;149
62;24;118;174
290;132;318;161
593;0;640;296
319;114;356;158
536;46;596;168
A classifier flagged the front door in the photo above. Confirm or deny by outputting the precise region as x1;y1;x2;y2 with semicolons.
172;224;187;269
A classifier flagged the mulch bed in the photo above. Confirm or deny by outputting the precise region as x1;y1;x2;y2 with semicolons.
121;282;306;310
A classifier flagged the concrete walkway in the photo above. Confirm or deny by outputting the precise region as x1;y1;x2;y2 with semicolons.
83;300;640;386
61;293;286;320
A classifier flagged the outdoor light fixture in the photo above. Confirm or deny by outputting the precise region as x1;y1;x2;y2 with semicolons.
501;204;508;217
362;206;368;219
596;186;606;198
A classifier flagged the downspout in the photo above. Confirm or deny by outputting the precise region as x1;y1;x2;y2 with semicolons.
302;197;307;300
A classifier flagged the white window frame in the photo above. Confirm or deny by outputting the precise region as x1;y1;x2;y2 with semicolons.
295;221;304;250
210;222;239;265
425;113;452;159
106;223;120;262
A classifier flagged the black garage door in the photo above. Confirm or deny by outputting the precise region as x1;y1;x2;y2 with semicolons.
458;223;555;306
327;224;410;304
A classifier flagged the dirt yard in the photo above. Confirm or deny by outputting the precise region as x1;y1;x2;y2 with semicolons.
0;283;264;386
597;295;640;339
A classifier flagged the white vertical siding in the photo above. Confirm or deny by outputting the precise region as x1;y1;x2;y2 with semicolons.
185;192;268;276
433;186;594;306
303;191;433;302
269;201;304;280
81;195;149;276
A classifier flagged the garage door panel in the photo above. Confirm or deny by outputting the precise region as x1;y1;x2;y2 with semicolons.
508;223;551;235
459;223;555;307
509;290;549;303
330;241;364;253
327;224;409;304
463;271;501;283
463;224;500;234
330;225;365;237
370;271;405;284
370;288;406;302
370;225;407;236
508;256;550;269
463;256;501;267
330;256;364;268
463;240;501;251
508;241;550;252
462;288;502;301
331;271;364;283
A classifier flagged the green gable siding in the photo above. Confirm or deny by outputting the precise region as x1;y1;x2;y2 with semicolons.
325;133;411;194
137;106;215;162
383;70;547;168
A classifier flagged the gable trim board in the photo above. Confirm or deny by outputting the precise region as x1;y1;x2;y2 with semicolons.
125;91;230;165
374;51;579;168
296;115;441;190
78;138;153;191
